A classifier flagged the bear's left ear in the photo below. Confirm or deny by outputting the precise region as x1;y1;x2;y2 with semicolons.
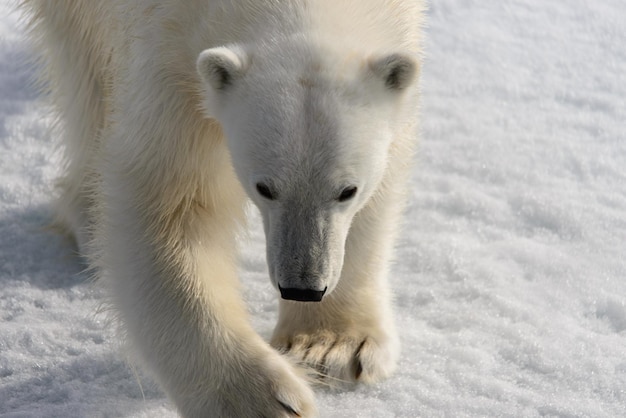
368;53;418;92
197;46;249;90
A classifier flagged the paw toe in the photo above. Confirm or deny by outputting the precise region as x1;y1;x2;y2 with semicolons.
273;330;397;386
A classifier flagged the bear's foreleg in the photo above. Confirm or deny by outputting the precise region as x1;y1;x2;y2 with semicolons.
100;173;316;417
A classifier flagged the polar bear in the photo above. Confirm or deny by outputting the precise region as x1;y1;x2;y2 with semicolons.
24;0;424;416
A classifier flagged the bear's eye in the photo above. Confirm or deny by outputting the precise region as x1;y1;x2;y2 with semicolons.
337;186;358;202
256;182;275;200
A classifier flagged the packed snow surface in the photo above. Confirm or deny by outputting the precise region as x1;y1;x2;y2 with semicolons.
1;1;625;416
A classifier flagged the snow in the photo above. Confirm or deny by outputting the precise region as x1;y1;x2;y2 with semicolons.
1;0;625;416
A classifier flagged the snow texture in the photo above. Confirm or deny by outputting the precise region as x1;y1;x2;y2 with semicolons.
1;0;625;416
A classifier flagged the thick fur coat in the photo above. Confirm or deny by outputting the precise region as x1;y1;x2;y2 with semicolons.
23;1;424;416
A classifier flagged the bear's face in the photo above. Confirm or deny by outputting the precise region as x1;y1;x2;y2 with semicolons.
197;42;417;301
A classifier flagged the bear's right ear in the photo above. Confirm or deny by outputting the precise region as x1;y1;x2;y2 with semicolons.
197;46;249;90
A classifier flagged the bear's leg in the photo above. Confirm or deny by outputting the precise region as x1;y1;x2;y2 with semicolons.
271;138;415;386
27;1;110;251
100;171;316;417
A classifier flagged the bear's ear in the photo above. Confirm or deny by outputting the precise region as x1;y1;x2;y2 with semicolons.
197;46;248;90
368;53;418;91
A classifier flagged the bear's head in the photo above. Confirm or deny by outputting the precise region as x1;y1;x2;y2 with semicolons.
197;39;417;302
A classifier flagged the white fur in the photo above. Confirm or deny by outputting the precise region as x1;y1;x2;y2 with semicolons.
22;0;424;416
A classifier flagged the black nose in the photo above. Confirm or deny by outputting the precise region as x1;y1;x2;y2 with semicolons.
278;285;327;302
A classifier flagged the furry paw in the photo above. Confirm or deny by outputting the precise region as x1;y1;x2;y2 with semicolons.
214;350;317;418
271;329;398;386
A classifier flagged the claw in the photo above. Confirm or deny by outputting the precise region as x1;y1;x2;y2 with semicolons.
355;360;363;380
354;339;367;380
278;400;301;417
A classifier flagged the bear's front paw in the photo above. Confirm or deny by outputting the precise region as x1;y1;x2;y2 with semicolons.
271;329;398;386
218;350;316;418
